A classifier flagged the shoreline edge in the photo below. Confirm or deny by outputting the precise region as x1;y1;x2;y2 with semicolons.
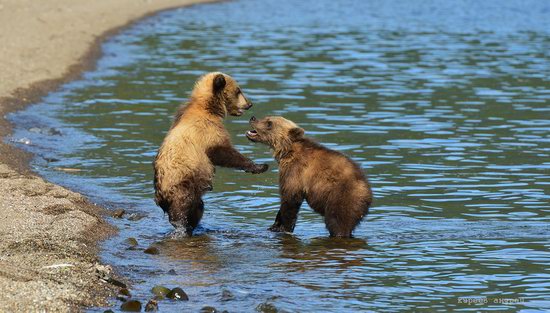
0;0;216;311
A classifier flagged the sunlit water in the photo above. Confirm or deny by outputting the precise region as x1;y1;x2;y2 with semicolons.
8;0;550;311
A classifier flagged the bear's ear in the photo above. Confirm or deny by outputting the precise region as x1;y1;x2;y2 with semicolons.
213;74;226;93
289;127;304;141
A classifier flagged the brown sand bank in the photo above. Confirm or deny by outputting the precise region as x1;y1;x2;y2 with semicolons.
0;0;213;311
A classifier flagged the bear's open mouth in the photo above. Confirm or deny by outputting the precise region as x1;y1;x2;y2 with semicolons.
246;129;258;140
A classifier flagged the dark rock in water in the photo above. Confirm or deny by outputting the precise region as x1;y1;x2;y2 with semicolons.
221;289;234;301
256;302;278;313
119;288;131;297
43;157;60;163
107;277;127;288
166;287;189;301
144;246;160;255
127;213;146;221
151;285;171;298
103;310;115;313
120;300;142;312
112;209;125;218
167;269;177;275
49;128;62;136
145;299;159;312
125;237;138;247
29;127;62;136
200;306;217;313
117;294;130;302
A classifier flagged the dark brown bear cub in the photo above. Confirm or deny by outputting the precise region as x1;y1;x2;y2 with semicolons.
246;116;372;238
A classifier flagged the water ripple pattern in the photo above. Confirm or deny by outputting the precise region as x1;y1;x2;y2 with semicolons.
8;0;550;312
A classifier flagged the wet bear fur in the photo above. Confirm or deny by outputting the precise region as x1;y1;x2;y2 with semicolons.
247;116;372;238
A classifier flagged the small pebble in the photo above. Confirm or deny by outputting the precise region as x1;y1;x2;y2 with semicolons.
112;209;125;218
166;287;189;301
107;277;127;288
127;213;146;221
167;269;177;275
256;302;278;313
145;299;159;312
117;294;129;302
125;237;138;247
144;246;159;255
120;300;142;312
200;306;217;313
221;289;234;301
119;288;131;297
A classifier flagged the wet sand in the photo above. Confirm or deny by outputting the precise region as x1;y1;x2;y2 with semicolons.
0;0;213;311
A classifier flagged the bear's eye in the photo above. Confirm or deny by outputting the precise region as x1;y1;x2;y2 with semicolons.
266;120;273;129
235;88;241;96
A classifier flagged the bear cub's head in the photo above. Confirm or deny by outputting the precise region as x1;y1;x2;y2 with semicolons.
246;116;304;148
194;72;252;117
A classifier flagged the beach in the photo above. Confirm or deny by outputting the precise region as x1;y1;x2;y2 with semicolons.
0;0;212;311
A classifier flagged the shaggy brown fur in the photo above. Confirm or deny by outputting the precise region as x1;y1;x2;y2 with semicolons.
154;72;268;235
246;116;372;238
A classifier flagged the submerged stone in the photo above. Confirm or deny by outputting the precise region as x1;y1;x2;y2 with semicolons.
107;277;127;288
120;300;142;312
144;246;159;255
125;237;138;247
116;294;129;302
166;287;189;301
221;289;234;301
200;306;217;313
112;209;125;218
167;269;177;275
119;288;131;297
256;302;278;313
151;285;171;297
127;213;146;221
145;299;159;312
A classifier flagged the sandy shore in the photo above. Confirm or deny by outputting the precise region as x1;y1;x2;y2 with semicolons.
0;0;213;311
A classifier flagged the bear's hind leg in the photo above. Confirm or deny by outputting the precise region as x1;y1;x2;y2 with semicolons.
168;189;204;235
324;205;364;238
325;215;354;238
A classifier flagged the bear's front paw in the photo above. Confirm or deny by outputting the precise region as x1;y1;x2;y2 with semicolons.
249;163;269;174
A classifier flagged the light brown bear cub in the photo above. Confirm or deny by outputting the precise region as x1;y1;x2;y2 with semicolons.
246;116;372;238
154;72;268;235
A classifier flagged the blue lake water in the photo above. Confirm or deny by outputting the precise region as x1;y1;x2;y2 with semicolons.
8;0;550;311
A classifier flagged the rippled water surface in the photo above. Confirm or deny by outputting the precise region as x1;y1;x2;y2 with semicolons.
9;0;550;311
